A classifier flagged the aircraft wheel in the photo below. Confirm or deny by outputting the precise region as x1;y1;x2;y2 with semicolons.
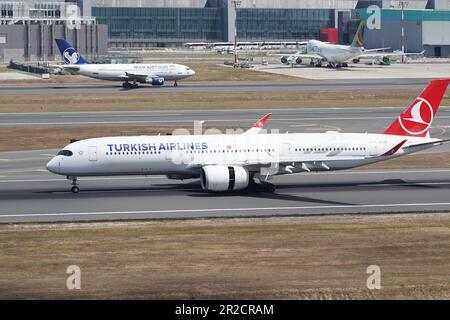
342;63;348;67
174;81;178;87
262;183;276;193
122;82;130;88
71;186;80;193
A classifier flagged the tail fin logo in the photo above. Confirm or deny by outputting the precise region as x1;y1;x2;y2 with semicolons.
63;47;80;64
398;97;433;135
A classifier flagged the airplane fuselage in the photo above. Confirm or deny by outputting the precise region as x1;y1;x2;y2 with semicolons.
307;40;363;64
46;132;436;178
68;63;195;82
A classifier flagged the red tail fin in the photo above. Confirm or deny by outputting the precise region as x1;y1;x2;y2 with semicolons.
384;79;449;137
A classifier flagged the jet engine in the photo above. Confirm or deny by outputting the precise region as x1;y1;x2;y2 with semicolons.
280;56;289;64
147;76;164;86
200;165;249;191
382;56;390;64
352;58;360;64
295;57;302;65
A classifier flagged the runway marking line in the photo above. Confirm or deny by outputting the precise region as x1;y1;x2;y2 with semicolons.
2;202;450;219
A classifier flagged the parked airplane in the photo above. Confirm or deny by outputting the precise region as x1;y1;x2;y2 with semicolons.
47;79;450;193
280;21;423;68
54;39;195;88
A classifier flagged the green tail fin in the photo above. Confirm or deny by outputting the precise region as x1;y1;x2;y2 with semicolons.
351;20;366;48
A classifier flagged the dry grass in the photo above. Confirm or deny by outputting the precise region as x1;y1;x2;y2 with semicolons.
185;63;305;82
0;214;449;299
0;127;180;152
1;89;448;113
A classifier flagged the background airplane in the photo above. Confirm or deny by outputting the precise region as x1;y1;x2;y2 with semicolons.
280;21;424;68
46;79;450;194
54;39;195;88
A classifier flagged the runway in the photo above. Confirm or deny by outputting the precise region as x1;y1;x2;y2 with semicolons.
1;106;450;223
2;107;450;150
0;78;433;94
1;165;450;223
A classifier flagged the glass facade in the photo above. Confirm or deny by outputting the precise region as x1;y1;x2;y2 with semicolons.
92;7;336;45
237;9;335;41
92;7;225;41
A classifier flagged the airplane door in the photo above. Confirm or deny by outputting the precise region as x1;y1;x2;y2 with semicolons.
88;146;98;161
282;143;290;158
369;143;378;156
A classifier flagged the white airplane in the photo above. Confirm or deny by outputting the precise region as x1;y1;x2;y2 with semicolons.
280;21;423;68
54;39;195;88
47;79;450;193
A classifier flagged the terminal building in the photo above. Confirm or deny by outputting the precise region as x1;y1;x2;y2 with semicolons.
2;0;450;62
0;0;107;63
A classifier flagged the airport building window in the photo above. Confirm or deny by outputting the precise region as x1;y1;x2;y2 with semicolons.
92;7;224;42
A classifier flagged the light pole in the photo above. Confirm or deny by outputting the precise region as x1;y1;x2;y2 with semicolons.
400;1;407;63
232;0;241;66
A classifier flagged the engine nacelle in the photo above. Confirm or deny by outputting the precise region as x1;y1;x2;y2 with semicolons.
295;57;302;65
352;58;360;64
382;56;390;64
147;76;164;86
280;56;288;64
200;165;249;191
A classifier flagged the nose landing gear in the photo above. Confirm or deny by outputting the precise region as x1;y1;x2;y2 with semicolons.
68;176;80;193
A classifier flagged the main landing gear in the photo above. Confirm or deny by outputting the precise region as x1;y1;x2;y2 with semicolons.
122;81;139;89
247;178;276;193
68;176;80;193
174;80;178;87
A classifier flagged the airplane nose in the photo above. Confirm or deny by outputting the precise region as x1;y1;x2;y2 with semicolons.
190;69;196;75
46;158;59;173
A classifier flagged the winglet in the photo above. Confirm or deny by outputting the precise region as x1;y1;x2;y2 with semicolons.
253;113;272;128
382;140;407;156
244;113;272;134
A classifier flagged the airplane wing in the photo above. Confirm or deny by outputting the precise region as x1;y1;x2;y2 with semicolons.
49;64;80;73
363;47;391;52
360;50;425;60
403;138;450;149
243;113;272;135
124;72;155;82
277;53;322;59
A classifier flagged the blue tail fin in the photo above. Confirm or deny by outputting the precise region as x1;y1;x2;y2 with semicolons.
55;39;91;65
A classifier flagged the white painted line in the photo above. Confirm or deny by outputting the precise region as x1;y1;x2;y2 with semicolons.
2;202;450;219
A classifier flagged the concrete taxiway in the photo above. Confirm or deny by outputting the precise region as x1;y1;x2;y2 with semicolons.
1;166;450;223
0;78;434;94
1;107;450;145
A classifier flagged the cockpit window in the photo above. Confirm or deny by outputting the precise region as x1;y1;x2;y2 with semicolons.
57;150;73;157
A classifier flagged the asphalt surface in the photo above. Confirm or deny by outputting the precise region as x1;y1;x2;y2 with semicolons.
2;106;450;138
0;78;434;94
1;165;450;223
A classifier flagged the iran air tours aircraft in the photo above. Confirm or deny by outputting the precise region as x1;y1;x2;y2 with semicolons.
54;39;195;88
280;21;421;68
47;79;450;193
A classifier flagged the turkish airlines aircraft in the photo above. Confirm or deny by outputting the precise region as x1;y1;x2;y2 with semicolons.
47;79;450;193
54;39;195;88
